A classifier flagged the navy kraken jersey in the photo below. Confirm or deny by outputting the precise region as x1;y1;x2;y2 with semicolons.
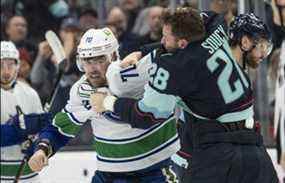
149;34;253;120
114;12;254;128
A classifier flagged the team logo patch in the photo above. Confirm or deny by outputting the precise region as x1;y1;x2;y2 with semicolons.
86;37;93;43
103;29;111;36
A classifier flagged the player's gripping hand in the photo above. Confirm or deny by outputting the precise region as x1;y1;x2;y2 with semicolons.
120;51;142;68
90;92;117;113
28;149;48;172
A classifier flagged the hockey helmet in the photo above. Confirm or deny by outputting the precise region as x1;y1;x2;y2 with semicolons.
229;13;273;56
77;28;119;72
1;41;20;64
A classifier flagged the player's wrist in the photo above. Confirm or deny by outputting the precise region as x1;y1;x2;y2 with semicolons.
36;139;53;158
103;95;117;112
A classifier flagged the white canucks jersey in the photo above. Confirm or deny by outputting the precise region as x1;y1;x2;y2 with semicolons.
52;56;180;172
106;55;152;99
1;81;43;183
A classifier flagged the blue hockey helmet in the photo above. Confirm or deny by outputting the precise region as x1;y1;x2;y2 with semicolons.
229;13;273;56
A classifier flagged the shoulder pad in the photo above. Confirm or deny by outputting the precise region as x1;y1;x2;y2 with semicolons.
77;81;96;99
201;11;228;34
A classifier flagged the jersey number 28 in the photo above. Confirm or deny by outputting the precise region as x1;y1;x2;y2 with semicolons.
149;63;170;90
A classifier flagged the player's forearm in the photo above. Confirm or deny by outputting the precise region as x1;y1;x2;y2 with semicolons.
0;124;26;146
100;85;176;128
113;98;165;129
139;42;161;57
38;124;70;156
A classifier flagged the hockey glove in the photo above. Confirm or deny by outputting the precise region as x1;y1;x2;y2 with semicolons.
9;112;52;136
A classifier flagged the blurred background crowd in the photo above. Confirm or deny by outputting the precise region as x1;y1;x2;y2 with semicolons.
0;0;284;152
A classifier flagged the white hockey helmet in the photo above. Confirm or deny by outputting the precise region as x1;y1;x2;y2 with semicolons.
77;27;120;72
1;41;20;64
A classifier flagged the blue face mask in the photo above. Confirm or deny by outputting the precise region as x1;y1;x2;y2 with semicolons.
49;0;69;18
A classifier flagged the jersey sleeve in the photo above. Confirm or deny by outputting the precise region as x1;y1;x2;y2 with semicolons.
114;83;177;129
0;123;26;146
148;49;198;97
52;82;95;138
113;46;200;128
106;53;152;99
139;42;161;57
39;80;96;152
30;88;44;113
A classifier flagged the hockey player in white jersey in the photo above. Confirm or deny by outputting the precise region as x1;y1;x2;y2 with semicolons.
28;28;180;182
1;41;52;182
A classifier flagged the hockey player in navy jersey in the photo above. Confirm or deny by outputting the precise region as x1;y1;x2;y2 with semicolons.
90;7;278;183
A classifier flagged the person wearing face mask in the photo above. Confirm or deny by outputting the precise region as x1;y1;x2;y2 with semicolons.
28;28;180;183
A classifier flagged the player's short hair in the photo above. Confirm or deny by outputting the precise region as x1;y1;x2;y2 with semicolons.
161;7;205;42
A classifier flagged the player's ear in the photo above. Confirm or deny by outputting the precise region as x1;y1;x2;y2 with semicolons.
178;39;189;49
241;36;253;51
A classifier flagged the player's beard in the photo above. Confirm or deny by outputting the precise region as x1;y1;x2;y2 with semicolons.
245;52;262;69
165;42;180;53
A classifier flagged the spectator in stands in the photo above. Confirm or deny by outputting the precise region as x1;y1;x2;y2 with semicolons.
0;0;14;40
5;15;37;83
5;15;31;55
266;0;285;49
210;0;237;26
268;49;281;103
106;24;119;40
267;46;285;181
185;0;198;9
107;7;128;41
132;7;151;36
4;0;68;43
30;40;57;105
52;17;82;114
132;0;171;36
118;0;142;33
107;6;141;58
140;6;164;45
79;8;99;31
30;17;81;111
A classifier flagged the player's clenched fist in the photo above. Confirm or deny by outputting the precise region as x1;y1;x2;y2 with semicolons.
119;51;142;68
28;150;48;172
90;92;108;113
90;92;117;113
